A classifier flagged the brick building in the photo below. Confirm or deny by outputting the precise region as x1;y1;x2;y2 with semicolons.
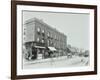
23;18;67;60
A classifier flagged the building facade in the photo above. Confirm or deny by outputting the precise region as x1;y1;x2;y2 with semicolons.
23;18;67;60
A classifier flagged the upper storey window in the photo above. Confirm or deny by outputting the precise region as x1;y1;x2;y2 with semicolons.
42;30;44;33
37;37;40;42
55;35;56;40
42;29;45;36
37;27;41;33
41;39;44;43
47;32;50;37
50;33;52;38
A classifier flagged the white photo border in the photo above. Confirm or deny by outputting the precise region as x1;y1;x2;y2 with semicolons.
17;4;95;76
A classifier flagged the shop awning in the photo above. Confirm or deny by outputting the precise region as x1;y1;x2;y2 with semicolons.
48;47;56;51
34;46;45;49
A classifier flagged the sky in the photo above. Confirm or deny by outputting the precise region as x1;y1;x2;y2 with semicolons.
23;10;90;50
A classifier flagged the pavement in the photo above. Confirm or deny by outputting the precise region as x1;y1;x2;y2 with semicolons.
23;56;68;64
23;56;89;69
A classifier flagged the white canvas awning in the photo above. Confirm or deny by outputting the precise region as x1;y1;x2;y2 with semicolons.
48;47;56;51
34;46;45;49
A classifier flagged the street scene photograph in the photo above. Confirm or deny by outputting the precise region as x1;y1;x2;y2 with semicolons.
22;10;90;69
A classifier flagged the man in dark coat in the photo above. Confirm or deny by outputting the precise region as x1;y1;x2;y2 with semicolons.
31;46;37;60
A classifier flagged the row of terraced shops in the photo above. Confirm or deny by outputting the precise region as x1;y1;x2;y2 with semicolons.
23;18;67;60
